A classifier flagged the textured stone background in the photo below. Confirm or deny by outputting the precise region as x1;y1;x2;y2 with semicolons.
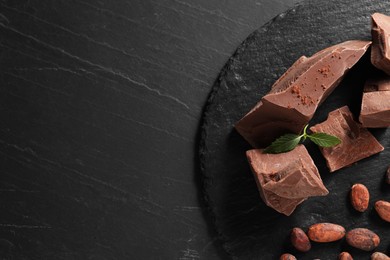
0;0;301;259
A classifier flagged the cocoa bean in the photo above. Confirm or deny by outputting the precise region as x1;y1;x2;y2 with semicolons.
350;184;369;212
280;253;296;260
291;227;311;252
371;252;390;260
339;251;353;260
307;223;345;242
346;228;380;251
375;200;390;222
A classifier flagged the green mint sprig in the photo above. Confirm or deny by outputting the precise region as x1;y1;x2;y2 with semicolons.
263;124;341;154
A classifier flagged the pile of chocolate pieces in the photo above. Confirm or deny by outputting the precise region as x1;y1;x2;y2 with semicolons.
235;13;390;216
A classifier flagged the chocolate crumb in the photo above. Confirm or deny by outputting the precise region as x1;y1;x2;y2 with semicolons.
318;66;331;77
291;85;301;95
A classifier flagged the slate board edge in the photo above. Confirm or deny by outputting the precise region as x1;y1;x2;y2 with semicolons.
198;3;305;258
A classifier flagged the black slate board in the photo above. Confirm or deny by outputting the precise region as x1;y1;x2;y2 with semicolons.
199;0;390;259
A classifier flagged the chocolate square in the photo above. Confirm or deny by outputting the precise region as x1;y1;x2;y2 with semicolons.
311;106;384;172
360;77;390;128
246;145;328;216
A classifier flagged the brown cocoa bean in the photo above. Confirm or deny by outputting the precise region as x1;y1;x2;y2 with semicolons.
291;227;311;252
279;253;296;260
346;228;380;251
375;200;390;222
386;166;390;184
307;223;345;242
350;184;369;212
339;251;353;260
371;252;390;260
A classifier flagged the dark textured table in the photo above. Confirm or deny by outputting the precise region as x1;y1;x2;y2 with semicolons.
0;0;301;259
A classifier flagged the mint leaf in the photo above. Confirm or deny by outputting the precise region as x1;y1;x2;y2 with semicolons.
308;132;341;147
263;134;302;154
263;124;341;154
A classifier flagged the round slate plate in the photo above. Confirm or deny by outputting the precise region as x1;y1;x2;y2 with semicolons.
199;0;390;259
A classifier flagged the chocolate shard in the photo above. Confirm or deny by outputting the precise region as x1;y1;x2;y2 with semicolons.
359;77;390;128
310;106;384;172
371;13;390;75
235;40;371;148
246;145;328;216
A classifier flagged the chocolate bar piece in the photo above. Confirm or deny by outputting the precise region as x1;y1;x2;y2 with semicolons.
235;40;371;148
246;145;328;216
371;13;390;75
310;106;384;172
359;77;390;128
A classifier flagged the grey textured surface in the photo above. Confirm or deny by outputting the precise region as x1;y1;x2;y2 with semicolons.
200;0;390;259
0;0;302;259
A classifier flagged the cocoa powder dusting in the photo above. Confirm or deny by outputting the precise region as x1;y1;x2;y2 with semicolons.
301;96;309;105
299;95;314;106
318;65;331;77
291;85;301;95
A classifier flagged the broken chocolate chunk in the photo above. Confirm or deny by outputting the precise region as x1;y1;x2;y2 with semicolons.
235;40;371;148
310;106;384;172
371;13;390;75
359;77;390;128
246;145;328;216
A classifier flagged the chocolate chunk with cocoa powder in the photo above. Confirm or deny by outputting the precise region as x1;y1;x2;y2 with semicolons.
310;106;384;172
246;145;328;216
235;40;371;147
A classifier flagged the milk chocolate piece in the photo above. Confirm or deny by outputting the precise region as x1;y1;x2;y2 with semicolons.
246;145;328;216
235;40;371;148
359;77;390;128
371;13;390;75
310;106;384;172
